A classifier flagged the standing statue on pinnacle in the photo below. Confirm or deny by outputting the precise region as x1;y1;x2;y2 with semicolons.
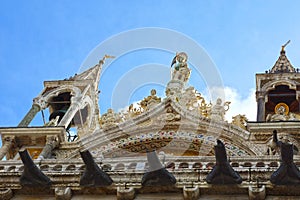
166;52;191;96
170;52;190;82
171;52;188;70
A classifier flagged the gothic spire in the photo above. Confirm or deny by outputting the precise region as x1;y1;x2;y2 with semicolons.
269;41;296;73
74;55;114;89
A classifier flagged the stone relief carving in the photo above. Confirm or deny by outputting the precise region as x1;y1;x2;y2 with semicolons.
266;130;299;156
266;130;281;155
33;96;48;110
157;106;181;122
112;89;162;121
266;102;300;122
139;89;161;111
99;108;123;129
176;86;211;117
231;114;248;130
0;136;15;160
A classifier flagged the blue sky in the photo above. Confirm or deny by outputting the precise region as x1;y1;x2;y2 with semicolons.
1;0;300;127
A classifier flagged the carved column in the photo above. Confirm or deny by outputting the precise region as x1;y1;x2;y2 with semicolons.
58;96;82;129
38;136;59;159
256;91;265;122
18;104;41;127
18;96;48;127
0;136;14;160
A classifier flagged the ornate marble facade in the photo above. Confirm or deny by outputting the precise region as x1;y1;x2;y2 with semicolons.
1;50;300;200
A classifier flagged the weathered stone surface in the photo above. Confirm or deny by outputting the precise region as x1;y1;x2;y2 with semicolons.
183;186;200;200
55;187;72;200
248;185;266;200
117;187;135;200
0;189;13;200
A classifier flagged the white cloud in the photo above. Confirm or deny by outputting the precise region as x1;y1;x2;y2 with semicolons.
202;86;257;122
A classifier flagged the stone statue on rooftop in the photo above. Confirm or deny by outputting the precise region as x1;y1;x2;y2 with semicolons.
140;89;161;111
170;52;191;82
171;52;188;70
210;98;230;121
166;52;191;97
99;108;122;128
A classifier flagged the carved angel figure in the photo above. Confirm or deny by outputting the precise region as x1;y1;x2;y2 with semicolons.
171;52;188;70
210;98;230;121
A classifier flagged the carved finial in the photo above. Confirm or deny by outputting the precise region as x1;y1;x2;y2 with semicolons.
281;40;291;52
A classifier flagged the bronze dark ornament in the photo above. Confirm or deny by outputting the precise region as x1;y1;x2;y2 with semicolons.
206;140;242;184
142;151;176;186
19;150;52;187
270;142;300;185
80;150;113;187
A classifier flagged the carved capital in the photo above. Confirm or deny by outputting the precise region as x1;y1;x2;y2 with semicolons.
45;135;59;147
256;91;266;100
33;96;48;110
55;187;72;200
0;136;15;160
3;136;15;144
117;187;135;200
248;185;266;200
183;186;200;200
0;188;13;200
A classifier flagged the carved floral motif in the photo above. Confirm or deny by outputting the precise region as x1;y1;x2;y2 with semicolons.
157;107;181;122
